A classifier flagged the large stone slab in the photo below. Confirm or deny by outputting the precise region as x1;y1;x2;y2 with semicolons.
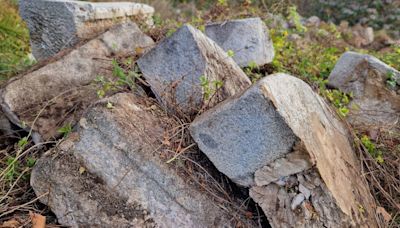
0;22;154;141
31;93;244;227
191;73;377;226
137;24;251;116
205;17;275;67
328;51;400;129
20;0;154;60
190;77;298;186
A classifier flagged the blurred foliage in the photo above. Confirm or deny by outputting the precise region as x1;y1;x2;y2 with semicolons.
0;0;32;80
300;0;400;38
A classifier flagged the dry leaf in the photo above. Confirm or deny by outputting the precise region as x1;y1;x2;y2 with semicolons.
0;219;20;228
79;166;86;174
29;212;46;228
135;47;144;55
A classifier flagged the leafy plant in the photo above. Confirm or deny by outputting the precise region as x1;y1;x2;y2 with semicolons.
361;135;384;164
5;156;20;183
199;75;223;100
227;49;235;57
58;123;72;137
325;89;352;117
95;59;142;98
288;6;306;33
386;71;397;89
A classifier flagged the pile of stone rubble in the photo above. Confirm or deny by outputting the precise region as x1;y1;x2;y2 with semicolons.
1;0;399;227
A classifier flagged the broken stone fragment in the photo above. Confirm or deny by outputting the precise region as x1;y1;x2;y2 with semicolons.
205;17;275;67
250;169;353;228
328;51;400;129
191;73;377;226
0;22;154;142
31;93;241;227
137;24;251;116
20;0;154;60
254;149;312;186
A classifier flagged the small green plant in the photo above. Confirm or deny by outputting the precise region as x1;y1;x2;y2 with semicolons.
227;49;235;58
325;89;352;117
58;123;72;137
243;61;263;83
17;136;28;149
199;75;223;100
386;71;397;89
288;6;307;33
106;101;114;109
95;59;141;98
5;156;20;183
361;135;384;164
26;157;36;168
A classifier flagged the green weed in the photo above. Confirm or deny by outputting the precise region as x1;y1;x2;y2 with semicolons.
58;123;72;137
199;75;223;100
361;135;384;164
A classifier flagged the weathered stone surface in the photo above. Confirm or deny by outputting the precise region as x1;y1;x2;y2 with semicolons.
328;51;400;129
31;93;238;227
250;169;353;228
20;0;154;60
253;74;377;227
137;24;251;116
339;23;375;48
254;147;312;187
205;17;275;67
192;73;377;226
190;76;299;186
0;22;154;142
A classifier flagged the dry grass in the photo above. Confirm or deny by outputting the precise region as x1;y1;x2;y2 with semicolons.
357;128;400;227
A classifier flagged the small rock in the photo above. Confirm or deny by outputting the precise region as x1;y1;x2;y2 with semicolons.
328;51;400;129
0;23;154;141
137;24;251;116
291;193;305;210
299;184;311;199
254;149;313;186
205;17;275;67
265;13;289;29
304;16;321;27
31;93;239;227
20;0;154;60
341;24;375;47
287;33;301;41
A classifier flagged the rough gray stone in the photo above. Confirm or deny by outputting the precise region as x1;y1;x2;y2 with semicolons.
205;17;275;67
137;24;251;115
190;75;298;187
328;51;400;129
291;193;305;210
192;73;377;226
304;16;321;27
31;93;240;228
0;22;154;141
20;0;154;60
252;73;376;226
